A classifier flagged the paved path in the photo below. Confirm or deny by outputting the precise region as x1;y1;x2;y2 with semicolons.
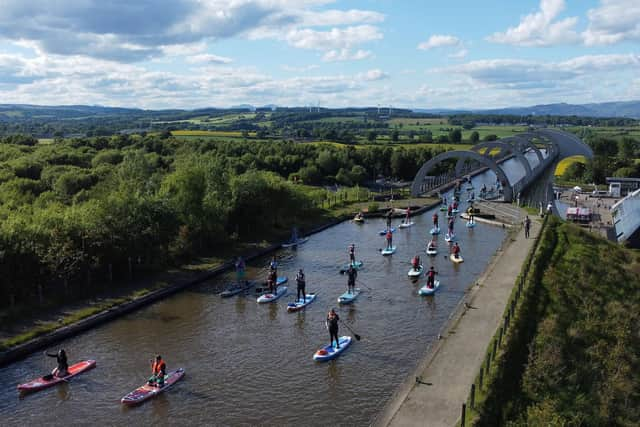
375;214;540;427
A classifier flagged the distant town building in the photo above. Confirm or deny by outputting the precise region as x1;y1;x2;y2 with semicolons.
611;188;640;248
565;207;592;224
606;177;640;198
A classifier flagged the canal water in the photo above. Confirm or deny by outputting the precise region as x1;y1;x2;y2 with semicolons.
0;201;507;425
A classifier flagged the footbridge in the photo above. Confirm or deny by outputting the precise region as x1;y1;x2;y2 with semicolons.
410;128;590;203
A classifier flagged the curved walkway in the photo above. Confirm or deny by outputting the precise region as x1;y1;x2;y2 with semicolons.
374;213;540;427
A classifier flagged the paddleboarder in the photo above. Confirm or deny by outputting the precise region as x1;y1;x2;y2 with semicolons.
426;266;438;288
432;212;439;227
235;256;246;284
148;355;166;387
448;218;455;233
296;269;306;302
348;243;356;264
447;205;452;217
45;349;69;378
326;309;340;349
404;206;411;223
385;229;393;250
347;264;357;293
269;255;278;275
452;242;461;259
386;209;393;230
427;239;436;251
467;206;474;224
411;255;421;271
267;269;277;294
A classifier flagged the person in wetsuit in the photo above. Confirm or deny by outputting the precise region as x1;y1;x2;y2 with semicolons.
45;349;69;378
296;269;306;302
347;264;357;293
427;266;438;288
326;309;340;348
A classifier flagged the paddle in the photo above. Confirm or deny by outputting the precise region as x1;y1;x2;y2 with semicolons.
339;319;362;341
355;279;373;292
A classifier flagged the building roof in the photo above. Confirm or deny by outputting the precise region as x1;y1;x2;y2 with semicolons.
606;177;640;183
566;207;592;216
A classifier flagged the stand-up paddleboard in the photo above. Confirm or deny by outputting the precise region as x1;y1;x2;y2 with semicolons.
338;288;361;304
18;360;96;393
450;254;464;263
426;245;438;256
378;227;396;235
313;336;352;362
452;208;460;214
220;280;257;298
281;237;309;248
287;293;317;312
419;280;441;295
408;265;423;277
445;233;455;242
381;246;396;256
430;226;440;235
121;368;185;406
353;214;364;223
399;221;414;229
257;285;288;303
466;221;476;228
439;206;447;211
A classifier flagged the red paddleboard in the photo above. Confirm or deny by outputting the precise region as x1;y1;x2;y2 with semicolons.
121;368;185;406
17;360;96;393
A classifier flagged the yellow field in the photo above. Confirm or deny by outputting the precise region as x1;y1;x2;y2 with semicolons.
555;155;587;176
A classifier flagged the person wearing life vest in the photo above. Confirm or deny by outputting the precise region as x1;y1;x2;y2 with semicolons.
385;229;393;250
326;309;340;349
296;269;306;302
149;355;166;387
448;218;455;233
453;201;458;211
45;349;69;378
447;205;452;216
432;213;438;228
427;266;438;288
347;265;357;293
348;243;356;264
412;255;421;271
453;242;461;259
269;255;278;275
467;206;474;223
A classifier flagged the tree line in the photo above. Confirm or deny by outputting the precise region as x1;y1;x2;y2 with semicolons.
0;134;445;308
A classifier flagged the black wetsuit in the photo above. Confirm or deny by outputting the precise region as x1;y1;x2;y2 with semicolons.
327;313;340;348
296;272;306;301
347;268;357;293
46;351;69;377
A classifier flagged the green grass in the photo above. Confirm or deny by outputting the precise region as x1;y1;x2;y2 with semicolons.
468;218;640;425
0;285;163;351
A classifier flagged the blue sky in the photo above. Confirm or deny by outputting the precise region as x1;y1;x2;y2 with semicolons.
0;0;638;109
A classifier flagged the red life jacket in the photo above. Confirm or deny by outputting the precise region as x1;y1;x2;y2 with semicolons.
152;359;166;375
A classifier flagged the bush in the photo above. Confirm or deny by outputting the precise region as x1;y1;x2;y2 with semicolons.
367;202;379;213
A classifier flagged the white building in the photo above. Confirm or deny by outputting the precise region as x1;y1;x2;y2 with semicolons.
611;188;640;247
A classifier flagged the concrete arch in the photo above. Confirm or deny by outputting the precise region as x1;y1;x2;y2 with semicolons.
504;135;544;165
516;131;559;158
470;141;532;176
411;150;513;201
535;128;593;160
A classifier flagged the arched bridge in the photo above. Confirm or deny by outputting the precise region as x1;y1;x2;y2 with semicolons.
410;128;591;202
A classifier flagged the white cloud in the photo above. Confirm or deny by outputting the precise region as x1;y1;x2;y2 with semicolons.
583;0;640;45
436;54;640;89
286;25;383;50
297;9;385;26
322;49;372;62
357;69;388;81
448;49;468;59
0;1;384;62
487;0;579;46
417;35;460;50
186;54;233;64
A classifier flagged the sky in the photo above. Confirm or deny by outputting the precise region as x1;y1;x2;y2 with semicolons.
0;0;639;110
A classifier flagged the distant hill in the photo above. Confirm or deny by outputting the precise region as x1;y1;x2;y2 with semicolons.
415;101;640;119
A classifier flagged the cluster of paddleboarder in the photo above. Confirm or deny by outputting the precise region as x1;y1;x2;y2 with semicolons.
16;178;483;406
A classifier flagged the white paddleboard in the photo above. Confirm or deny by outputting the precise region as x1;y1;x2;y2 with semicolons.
418;280;441;295
381;246;396;256
257;286;288;303
408;265;423;277
450;254;464;263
